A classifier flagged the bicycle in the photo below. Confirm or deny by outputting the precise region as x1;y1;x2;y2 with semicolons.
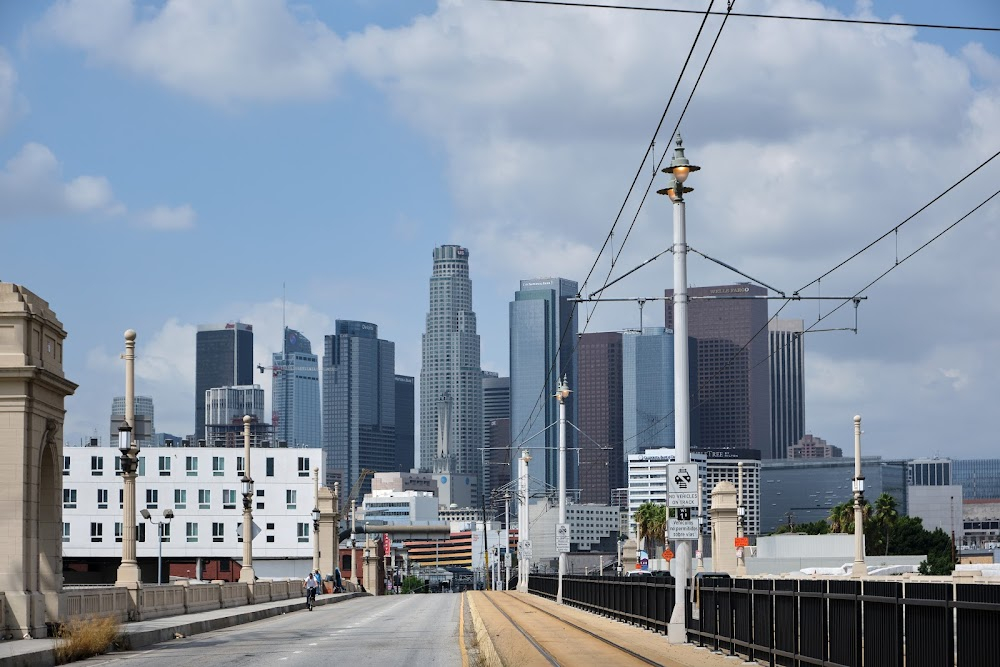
306;587;316;611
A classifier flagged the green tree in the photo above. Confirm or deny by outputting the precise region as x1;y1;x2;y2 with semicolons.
872;493;899;555
634;502;666;556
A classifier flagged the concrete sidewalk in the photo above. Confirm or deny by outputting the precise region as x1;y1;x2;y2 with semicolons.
0;591;366;667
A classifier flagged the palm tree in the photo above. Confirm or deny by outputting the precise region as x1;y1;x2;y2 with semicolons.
634;502;666;557
828;502;847;533
873;493;899;555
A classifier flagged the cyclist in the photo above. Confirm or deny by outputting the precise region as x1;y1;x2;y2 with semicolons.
305;571;319;610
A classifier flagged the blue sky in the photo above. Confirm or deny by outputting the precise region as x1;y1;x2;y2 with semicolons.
1;0;998;461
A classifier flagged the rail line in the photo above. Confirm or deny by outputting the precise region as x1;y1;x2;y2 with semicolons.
479;592;671;667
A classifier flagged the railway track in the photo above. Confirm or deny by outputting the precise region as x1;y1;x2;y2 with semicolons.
477;592;675;667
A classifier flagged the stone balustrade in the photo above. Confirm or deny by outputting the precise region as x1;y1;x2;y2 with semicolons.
139;585;186;621
63;587;130;623
219;582;250;608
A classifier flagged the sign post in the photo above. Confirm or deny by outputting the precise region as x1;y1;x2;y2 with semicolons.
555;523;571;553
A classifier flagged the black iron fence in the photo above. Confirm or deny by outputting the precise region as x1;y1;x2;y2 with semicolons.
528;574;1000;666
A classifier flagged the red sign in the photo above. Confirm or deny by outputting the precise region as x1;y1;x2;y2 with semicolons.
735;537;749;548
383;533;391;557
663;549;674;562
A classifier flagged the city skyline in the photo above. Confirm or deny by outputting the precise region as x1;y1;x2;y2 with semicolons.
1;1;997;462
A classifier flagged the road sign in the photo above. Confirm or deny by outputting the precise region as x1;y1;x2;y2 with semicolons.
663;548;674;561
521;540;532;559
667;463;698;507
235;521;261;540
675;507;691;521
555;523;571;553
668;518;699;540
735;536;749;548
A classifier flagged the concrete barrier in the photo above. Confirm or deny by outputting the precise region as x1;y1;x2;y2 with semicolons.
139;585;186;621
183;583;220;615
220;582;249;609
253;581;272;603
62;588;129;624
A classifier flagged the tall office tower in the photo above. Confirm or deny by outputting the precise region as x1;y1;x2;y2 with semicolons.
323;320;396;493
419;245;484;498
271;327;321;448
664;283;770;455
204;385;269;447
195;322;253;442
395;375;415;472
509;277;578;495
110;396;154;446
577;332;623;505
482;372;511;497
622;327;677;459
769;318;804;459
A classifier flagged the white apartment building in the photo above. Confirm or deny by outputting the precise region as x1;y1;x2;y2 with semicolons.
626;448;761;538
62;445;322;579
527;500;620;565
361;489;440;523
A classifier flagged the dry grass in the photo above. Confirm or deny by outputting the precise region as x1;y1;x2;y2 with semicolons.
55;615;122;664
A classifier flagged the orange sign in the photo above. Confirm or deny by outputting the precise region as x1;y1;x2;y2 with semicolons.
663;549;674;561
735;537;749;548
635;562;642;569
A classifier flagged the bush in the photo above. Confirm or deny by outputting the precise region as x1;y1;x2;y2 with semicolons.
55;615;121;664
401;575;427;594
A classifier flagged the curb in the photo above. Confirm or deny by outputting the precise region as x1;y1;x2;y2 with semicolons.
465;593;502;667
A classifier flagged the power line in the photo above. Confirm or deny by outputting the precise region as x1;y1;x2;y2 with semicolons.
489;0;1000;33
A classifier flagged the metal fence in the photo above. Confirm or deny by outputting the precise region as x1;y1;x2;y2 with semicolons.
528;574;1000;667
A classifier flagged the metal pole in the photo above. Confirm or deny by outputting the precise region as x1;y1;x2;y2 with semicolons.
157;523;163;585
517;449;531;592
313;467;320;573
851;415;866;577
116;329;141;586
737;462;746;576
556;379;568;605
350;499;358;584
239;415;256;583
697;476;705;573
667;137;692;644
504;494;511;591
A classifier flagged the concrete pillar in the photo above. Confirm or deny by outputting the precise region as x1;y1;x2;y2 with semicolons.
0;284;77;638
363;535;380;595
318;485;340;579
710;481;739;575
622;538;637;573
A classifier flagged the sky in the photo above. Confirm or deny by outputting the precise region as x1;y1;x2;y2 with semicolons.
1;0;998;462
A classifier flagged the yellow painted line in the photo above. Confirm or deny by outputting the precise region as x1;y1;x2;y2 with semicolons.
459;591;469;667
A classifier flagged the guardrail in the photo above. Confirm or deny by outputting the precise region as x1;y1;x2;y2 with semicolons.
528;574;678;633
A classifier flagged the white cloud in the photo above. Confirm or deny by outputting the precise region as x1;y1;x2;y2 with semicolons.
35;0;346;105
0;142;194;229
0;47;27;134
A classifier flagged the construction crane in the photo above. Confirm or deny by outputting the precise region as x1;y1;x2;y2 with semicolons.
341;469;375;514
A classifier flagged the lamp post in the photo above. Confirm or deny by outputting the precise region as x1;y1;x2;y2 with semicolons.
658;134;700;644
851;415;866;577
312;467;321;574
141;508;174;585
239;415;256;584
696;476;705;573
350;499;359;585
555;376;571;605
503;490;511;591
116;329;141;587
737;461;747;576
517;449;532;592
617;534;626;576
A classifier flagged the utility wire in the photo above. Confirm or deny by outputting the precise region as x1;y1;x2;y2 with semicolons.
489;0;1000;33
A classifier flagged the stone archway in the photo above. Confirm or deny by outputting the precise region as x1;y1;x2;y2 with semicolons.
0;284;77;638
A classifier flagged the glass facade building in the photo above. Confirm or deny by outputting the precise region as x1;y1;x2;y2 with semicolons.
760;457;908;533
271;327;321;448
395;375;415;473
110;395;154;446
323;320;396;492
577;332;623;505
769;319;805;459
195;323;253;442
953;459;1000;499
419;245;483;498
509;277;578;495
483;372;510;497
907;458;952;486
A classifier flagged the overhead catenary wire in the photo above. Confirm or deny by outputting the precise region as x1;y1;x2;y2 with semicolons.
489;0;1000;34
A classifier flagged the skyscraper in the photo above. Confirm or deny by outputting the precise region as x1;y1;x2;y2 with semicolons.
509;277;578;494
483;372;510;497
323;320;396;492
271;327;321;448
195;322;253;442
664;283;770;455
577;332;623;505
110;396;154;447
769;319;804;459
419;245;484;498
395;375;415;472
205;385;269;447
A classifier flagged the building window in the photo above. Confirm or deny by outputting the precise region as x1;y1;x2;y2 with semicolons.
266;457;275;477
186;456;198;476
266;523;275;530
63;456;70;476
146;489;158;509
62;523;70;543
90;522;103;543
115;456;122;476
186;522;198;543
174;489;186;509
267;535;275;543
97;488;108;509
297;523;309;543
159;456;171;476
223;489;236;510
256;488;264;510
91;455;103;476
213;456;224;476
63;488;77;509
137;457;145;476
199;489;210;509
298;457;309;477
138;523;146;543
115;522;123;543
286;489;297;510
161;523;171;543
212;522;224;543
237;456;245;476
119;488;124;509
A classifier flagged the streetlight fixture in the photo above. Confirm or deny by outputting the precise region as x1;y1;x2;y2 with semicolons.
851;415;866;577
116;329;141;588
239;415;256;585
140;508;174;585
555;375;571;605
658;134;700;644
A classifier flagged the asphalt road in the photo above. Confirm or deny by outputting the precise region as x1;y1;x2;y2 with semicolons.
79;594;464;667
